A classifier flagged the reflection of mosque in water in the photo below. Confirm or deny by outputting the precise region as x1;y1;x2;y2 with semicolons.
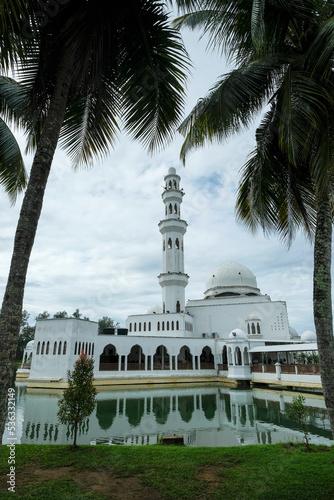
11;384;332;448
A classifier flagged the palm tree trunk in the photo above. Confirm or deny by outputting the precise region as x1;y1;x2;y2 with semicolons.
0;53;74;445
313;185;334;437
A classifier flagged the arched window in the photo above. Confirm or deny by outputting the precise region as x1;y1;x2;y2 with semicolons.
168;238;172;249
58;341;62;355
46;341;50;355
139;323;141;332
176;321;179;330
92;344;94;356
36;342;40;355
163;240;165;251
129;323;132;332
148;322;151;331
171;321;174;330
169;180;172;189
167;321;169;330
162;321;165;331
169;204;172;214
74;341;77;355
157;321;160;331
176;301;180;313
63;342;67;355
247;324;250;335
53;342;57;355
174;203;177;214
257;323;261;334
88;343;91;355
173;180;177;189
144;322;146;331
165;206;167;216
134;323;137;332
86;342;88;354
251;323;256;334
175;238;180;249
78;342;81;354
41;342;45;355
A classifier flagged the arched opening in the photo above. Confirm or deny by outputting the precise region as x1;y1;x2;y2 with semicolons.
177;345;193;370
134;323;136;332
200;346;214;369
88;343;91;355
46;341;50;355
41;342;45;355
247;324;250;335
169;204;172;214
153;345;170;370
228;347;233;365
166;321;169;330
129;323;132;332
99;344;119;371
174;203;177;214
157;321;160;331
244;347;249;365
74;341;77;355
58;341;62;355
162;321;165;331
168;238;172;249
36;342;40;355
168;180;172;189
176;301;180;313
251;323;256;334
53;342;57;355
175;238;180;249
222;345;228;368
257;322;261;334
127;344;145;371
171;321;174;330
176;320;179;330
235;347;242;366
143;322;146;332
173;180;177;189
139;323;141;332
148;322;151;331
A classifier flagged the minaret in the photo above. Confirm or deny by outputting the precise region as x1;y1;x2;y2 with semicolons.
158;167;189;313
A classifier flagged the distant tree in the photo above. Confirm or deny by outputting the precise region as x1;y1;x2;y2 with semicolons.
53;311;68;319
35;311;50;321
16;310;35;361
57;352;97;448
98;316;120;335
83;316;90;321
72;309;82;319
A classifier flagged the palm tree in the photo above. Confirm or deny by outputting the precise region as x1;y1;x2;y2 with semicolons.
175;0;334;436
0;0;189;442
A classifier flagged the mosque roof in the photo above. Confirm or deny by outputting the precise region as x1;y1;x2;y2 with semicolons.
204;261;260;298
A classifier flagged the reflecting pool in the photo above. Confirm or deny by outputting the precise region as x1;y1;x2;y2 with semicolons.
3;383;333;447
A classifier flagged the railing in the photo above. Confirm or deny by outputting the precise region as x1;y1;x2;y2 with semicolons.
200;362;215;370
217;364;228;371
251;363;320;375
177;361;193;370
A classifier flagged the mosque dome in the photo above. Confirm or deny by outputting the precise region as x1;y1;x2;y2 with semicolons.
204;261;260;298
147;304;163;314
228;328;247;340
25;340;34;350
289;326;299;338
301;330;317;343
168;167;176;175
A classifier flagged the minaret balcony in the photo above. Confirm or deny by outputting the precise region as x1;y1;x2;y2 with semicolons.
159;219;187;235
158;272;189;287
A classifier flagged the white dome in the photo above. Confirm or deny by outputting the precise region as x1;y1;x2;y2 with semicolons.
289;326;299;338
205;261;260;298
146;304;163;314
301;330;316;342
26;340;34;350
168;167;176;175
229;328;247;340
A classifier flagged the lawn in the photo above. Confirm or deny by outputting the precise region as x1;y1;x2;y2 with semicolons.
0;443;333;499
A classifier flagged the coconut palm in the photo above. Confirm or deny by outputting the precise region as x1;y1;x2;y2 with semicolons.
175;0;334;436
0;0;189;442
0;0;33;200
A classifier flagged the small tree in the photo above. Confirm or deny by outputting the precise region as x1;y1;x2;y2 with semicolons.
287;395;310;451
98;316;120;335
57;351;97;448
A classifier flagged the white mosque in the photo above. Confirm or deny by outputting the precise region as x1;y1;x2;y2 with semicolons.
19;168;320;390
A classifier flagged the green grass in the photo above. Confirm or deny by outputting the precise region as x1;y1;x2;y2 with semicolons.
0;443;334;499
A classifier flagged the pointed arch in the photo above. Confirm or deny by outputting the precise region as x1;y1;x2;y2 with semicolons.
153;345;170;370
200;346;214;369
127;344;145;371
99;344;119;371
177;345;193;370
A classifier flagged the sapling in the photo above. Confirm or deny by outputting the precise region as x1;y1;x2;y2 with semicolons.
287;395;311;451
58;351;97;448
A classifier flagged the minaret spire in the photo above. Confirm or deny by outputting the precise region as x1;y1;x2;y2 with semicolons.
158;167;189;313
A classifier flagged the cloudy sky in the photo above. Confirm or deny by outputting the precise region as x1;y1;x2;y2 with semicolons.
0;20;317;333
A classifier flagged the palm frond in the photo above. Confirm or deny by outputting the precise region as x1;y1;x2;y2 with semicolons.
0;118;26;203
